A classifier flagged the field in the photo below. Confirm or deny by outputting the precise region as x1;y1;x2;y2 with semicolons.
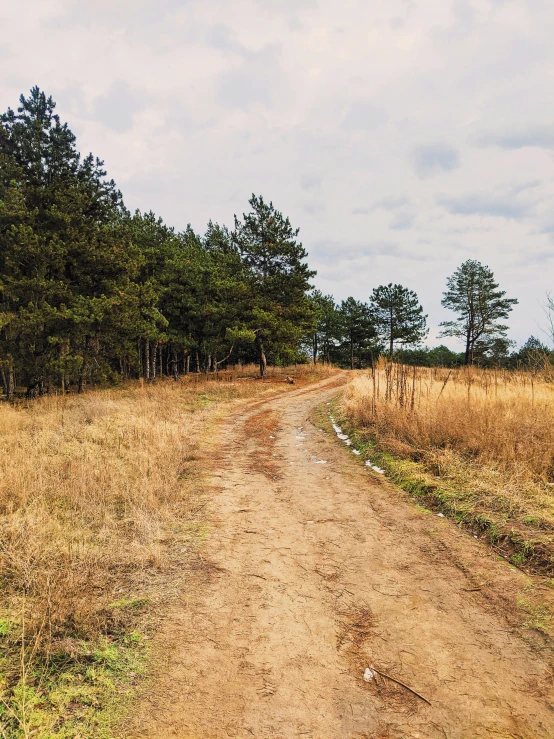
0;365;331;739
341;362;554;572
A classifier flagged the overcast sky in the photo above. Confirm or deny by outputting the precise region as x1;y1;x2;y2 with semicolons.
1;0;553;348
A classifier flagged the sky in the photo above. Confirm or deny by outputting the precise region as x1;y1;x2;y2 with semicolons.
1;0;553;349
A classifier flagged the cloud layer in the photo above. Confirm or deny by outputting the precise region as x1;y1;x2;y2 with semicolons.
1;0;553;346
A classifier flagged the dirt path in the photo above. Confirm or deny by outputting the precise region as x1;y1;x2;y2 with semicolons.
132;376;554;739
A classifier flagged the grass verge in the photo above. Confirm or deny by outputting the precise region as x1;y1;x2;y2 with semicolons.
314;397;554;640
333;402;554;574
336;367;554;576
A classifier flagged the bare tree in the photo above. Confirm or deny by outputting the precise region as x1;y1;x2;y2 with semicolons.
542;292;554;346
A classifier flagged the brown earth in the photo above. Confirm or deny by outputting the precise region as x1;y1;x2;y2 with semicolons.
131;375;554;739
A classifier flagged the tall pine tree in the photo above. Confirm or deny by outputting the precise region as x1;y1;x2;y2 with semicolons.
440;260;518;365
233;195;315;375
369;284;427;358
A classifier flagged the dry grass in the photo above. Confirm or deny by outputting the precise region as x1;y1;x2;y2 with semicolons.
0;365;331;738
341;362;554;571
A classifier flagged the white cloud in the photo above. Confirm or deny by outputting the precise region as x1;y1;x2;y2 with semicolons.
216;44;282;109
92;82;146;133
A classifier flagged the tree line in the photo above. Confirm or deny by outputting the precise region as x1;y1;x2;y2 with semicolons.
0;88;534;398
0;88;319;397
395;336;554;370
309;259;522;369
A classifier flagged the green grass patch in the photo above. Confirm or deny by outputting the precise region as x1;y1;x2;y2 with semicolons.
0;628;149;739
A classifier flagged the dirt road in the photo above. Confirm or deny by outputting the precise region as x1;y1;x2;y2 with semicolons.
133;376;554;739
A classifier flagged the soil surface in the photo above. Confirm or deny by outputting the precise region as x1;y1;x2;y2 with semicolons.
132;375;554;739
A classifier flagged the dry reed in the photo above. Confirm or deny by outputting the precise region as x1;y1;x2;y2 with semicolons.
342;362;554;568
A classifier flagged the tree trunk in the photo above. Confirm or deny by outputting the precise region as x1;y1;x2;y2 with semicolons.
389;305;394;359
1;363;14;401
465;332;471;365
194;351;200;373
172;348;179;381
256;336;267;377
185;353;190;374
350;336;354;370
313;334;318;365
1;367;7;398
145;340;151;380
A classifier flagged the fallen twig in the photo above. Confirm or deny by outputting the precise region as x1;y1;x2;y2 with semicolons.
371;584;409;598
189;502;208;516
370;666;432;705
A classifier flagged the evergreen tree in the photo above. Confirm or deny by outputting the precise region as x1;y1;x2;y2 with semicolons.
473;337;514;367
439;260;518;365
514;336;552;371
395;345;464;368
309;290;340;364
369;283;427;358
337;298;379;369
233;195;315;375
0;87;140;393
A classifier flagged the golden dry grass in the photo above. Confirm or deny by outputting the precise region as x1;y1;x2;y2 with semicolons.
0;365;332;738
342;363;554;571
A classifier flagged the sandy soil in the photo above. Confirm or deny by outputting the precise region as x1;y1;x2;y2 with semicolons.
131;375;554;739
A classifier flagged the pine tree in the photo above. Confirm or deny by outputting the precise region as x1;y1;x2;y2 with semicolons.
369;284;427;358
233;195;315;375
337;298;379;369
439;260;518;365
309;290;340;364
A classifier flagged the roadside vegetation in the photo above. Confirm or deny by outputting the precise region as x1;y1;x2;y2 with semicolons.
0;366;329;739
340;362;554;573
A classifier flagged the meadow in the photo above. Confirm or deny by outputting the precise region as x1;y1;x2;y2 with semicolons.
0;366;330;739
342;362;554;573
